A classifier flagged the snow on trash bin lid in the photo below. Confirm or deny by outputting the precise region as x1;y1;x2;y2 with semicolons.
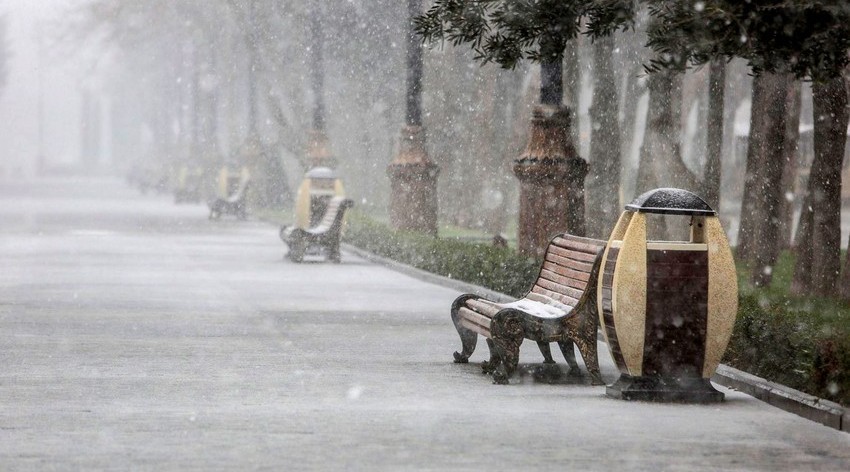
625;187;715;216
305;166;338;180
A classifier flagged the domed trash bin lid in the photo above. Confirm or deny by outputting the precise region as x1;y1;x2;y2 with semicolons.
598;188;738;403
624;187;716;216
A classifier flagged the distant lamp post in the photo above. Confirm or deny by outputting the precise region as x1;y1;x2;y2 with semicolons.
238;0;287;207
238;0;262;169
513;60;586;256
305;6;335;170
387;0;439;236
292;7;342;229
198;48;223;200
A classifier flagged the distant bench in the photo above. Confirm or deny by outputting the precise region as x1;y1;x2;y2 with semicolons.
208;177;250;220
450;233;606;384
280;196;354;263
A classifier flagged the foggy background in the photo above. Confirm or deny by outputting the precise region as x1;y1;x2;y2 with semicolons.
0;0;98;175
0;0;844;246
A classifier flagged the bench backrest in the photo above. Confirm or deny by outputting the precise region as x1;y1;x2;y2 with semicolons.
528;234;606;311
309;196;354;234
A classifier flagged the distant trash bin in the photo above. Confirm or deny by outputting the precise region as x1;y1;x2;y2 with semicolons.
598;188;738;403
217;166;250;200
294;167;345;229
174;165;203;203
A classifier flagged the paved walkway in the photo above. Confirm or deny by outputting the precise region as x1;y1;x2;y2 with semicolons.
1;177;849;471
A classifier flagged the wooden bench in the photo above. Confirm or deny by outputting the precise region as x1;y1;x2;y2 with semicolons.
208;175;251;220
280;196;354;263
450;234;607;384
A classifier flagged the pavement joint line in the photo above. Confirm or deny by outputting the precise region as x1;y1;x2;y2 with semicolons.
340;241;849;433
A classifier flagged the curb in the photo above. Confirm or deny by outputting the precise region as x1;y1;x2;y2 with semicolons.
713;364;847;432
342;242;849;434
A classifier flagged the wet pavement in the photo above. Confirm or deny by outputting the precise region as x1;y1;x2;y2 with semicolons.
1;176;849;471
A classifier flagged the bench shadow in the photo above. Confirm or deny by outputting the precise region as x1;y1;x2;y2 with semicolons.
282;257;372;266
516;363;599;385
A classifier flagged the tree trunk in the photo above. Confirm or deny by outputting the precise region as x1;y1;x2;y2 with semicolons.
737;73;791;263
637;68;697;239
563;41;580;145
541;60;563;106
778;82;802;249
388;0;438;236
615;9;649;203
806;76;848;297
309;5;325;132
791;191;814;294
700;59;725;210
586;34;622;239
840;74;850;300
749;73;793;287
405;0;423;127
514;59;587;256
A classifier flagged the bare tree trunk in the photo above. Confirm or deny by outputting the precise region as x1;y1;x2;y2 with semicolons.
701;59;725;209
792;191;814;294
615;9;649;203
737;73;779;262
843;237;850;297
807;76;848;297
637;68;697;239
778;82;802;249
586;34;622;239
749;73;793;287
388;0;439;235
514;60;587;256
481;70;525;235
840;74;850;300
637;70;696;191
563;41;580;145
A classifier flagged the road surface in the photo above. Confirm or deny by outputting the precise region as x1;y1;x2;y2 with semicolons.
1;177;848;471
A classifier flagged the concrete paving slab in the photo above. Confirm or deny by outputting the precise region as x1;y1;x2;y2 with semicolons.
0;177;849;471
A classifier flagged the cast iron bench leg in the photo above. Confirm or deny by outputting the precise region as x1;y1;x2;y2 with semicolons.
481;338;500;374
450;295;478;363
491;310;524;385
558;339;581;375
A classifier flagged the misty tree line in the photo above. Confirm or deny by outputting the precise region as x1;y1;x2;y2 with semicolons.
71;1;850;298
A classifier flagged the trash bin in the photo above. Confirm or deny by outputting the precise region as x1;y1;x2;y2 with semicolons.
294;167;345;229
598;188;738;402
217;165;249;199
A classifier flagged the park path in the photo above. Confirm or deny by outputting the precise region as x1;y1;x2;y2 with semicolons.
0;176;848;471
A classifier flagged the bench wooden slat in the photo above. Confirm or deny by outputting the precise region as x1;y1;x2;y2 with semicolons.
539;269;588;291
553;235;605;252
465;298;501;317
460;318;490;337
552;233;606;252
543;253;595;273
458;307;492;334
317;199;343;227
535;278;584;301
541;261;591;282
531;286;579;307
547;244;599;263
458;307;493;327
525;292;576;312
